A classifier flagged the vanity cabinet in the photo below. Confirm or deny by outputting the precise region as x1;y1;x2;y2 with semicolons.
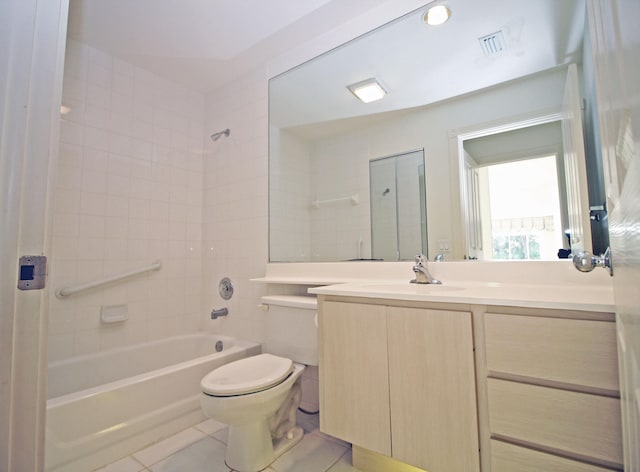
481;308;622;471
318;298;480;472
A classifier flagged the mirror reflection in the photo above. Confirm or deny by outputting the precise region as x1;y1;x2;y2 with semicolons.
269;0;607;262
462;124;565;261
370;150;427;261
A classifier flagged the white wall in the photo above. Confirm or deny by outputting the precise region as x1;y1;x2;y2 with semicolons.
48;39;206;361
270;129;312;261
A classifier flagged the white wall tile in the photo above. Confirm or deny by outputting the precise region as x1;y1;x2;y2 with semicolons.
82;169;108;194
59;119;84;146
84;126;110;151
50;40;205;360
88;63;111;90
86;84;111;108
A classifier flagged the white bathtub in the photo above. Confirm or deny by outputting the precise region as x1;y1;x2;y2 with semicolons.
45;333;261;472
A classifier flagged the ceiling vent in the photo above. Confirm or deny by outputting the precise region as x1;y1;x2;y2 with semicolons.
478;30;508;56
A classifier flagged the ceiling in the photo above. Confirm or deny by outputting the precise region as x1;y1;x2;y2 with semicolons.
67;0;586;116
66;0;395;93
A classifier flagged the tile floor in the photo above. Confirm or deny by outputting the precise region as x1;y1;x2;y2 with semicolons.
95;412;360;472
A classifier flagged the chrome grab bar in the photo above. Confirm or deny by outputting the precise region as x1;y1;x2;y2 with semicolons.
55;260;162;298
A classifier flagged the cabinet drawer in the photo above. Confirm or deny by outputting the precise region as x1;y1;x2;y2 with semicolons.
487;379;622;466
490;440;617;472
484;313;618;391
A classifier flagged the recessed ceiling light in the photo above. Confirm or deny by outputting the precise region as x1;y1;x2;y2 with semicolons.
347;78;386;103
424;4;451;26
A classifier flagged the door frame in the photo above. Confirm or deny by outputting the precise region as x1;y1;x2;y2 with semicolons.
0;0;69;470
449;109;563;260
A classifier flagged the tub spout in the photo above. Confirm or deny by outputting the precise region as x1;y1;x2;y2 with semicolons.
211;307;229;319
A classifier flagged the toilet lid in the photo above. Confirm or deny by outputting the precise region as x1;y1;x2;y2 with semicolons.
201;353;294;396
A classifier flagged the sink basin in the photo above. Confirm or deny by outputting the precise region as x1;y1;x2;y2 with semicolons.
359;283;465;293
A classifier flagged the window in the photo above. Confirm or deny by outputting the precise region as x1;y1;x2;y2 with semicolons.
482;156;563;260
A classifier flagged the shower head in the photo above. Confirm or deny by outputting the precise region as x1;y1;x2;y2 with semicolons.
210;128;230;141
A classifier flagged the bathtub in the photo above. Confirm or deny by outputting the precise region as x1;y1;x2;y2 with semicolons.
45;333;261;472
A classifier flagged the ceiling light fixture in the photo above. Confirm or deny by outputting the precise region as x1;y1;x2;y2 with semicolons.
424;4;451;26
347;78;387;103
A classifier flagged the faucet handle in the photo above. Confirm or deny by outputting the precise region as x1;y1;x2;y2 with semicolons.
415;253;427;266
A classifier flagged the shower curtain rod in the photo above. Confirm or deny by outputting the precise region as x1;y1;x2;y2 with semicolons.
55;260;162;298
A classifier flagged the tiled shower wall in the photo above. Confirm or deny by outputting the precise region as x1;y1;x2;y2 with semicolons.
48;39;206;361
200;69;275;344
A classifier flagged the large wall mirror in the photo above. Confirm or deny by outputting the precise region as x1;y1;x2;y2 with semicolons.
269;0;608;262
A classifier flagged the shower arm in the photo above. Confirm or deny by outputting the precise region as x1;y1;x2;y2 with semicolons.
210;128;230;141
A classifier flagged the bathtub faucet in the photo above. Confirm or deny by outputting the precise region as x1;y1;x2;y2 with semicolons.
411;253;442;285
211;307;229;320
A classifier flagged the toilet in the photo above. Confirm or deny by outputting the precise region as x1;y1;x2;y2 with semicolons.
200;295;317;472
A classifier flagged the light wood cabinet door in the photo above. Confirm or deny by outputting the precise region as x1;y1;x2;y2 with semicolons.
318;301;391;455
387;307;480;472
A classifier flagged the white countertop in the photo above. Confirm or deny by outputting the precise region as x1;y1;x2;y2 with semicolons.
308;280;615;312
256;260;615;312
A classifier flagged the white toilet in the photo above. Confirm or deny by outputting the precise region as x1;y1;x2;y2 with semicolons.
200;295;317;472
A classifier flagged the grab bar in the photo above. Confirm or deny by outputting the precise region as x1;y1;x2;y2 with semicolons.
55;260;162;298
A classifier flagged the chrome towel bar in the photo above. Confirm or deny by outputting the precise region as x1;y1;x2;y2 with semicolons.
55;260;162;298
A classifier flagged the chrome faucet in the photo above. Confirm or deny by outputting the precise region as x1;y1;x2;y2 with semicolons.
411;253;442;284
211;307;229;319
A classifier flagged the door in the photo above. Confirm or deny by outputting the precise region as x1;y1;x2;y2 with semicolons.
370;150;427;260
587;0;640;469
0;1;68;470
463;153;483;260
562;63;593;254
318;301;391;455
387;306;479;472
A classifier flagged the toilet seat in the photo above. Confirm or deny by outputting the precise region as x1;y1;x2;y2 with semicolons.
201;353;294;396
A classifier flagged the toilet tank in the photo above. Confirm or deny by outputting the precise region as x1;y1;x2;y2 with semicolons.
261;295;317;366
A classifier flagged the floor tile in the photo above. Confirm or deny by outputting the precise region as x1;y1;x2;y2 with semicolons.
326;450;362;472
296;411;320;434
93;456;147;472
315;430;350;449
194;418;228;437
270;430;348;472
133;427;206;467
212;426;229;445
113;409;353;472
149;436;229;472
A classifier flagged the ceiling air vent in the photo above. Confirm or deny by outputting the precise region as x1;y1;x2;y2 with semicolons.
479;30;507;56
